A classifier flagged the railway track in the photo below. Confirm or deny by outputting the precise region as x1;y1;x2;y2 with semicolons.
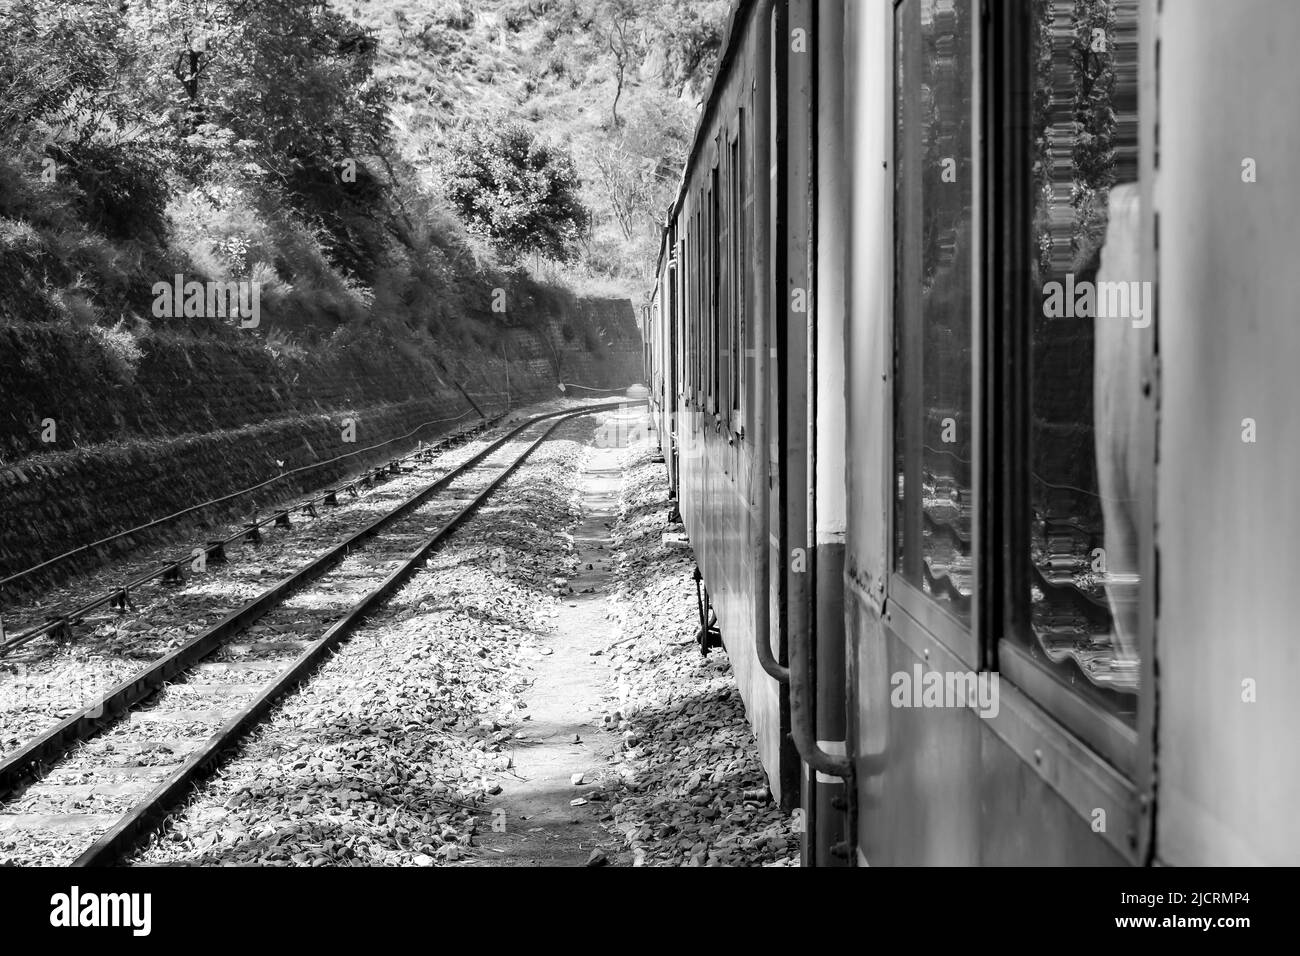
0;414;505;656
0;400;637;866
0;418;517;756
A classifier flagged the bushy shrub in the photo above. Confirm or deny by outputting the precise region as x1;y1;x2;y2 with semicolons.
443;121;590;263
264;328;307;364
51;289;99;328
429;0;474;30
49;137;171;246
89;319;145;385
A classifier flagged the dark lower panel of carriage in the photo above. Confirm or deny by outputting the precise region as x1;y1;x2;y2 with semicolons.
847;586;1128;866
671;405;796;807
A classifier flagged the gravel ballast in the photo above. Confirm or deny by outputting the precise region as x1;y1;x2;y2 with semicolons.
592;434;800;867
3;406;801;866
0;400;590;762
126;430;590;865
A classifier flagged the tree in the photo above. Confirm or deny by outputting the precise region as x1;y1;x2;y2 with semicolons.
642;0;729;95
208;1;395;278
595;148;650;242
443;121;591;263
592;98;691;243
596;0;640;128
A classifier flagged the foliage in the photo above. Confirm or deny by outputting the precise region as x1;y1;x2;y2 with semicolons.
1033;0;1129;276
336;0;730;289
0;0;431;335
443;121;590;263
0;0;725;342
595;0;640;129
51;136;174;244
90;319;146;385
264;327;308;364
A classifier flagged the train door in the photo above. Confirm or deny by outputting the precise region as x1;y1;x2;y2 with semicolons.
666;226;681;501
844;0;1155;865
774;0;853;864
810;0;852;867
756;0;800;814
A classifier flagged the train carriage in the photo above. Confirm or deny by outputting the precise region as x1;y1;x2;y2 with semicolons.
646;0;1300;866
648;0;799;807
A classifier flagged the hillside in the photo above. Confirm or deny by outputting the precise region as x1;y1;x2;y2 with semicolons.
332;0;731;293
0;0;690;584
1;1;728;339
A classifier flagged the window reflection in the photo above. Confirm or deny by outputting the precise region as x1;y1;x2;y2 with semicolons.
894;0;976;624
1025;0;1142;718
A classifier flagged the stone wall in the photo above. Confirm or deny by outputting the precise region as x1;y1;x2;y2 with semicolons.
0;296;643;593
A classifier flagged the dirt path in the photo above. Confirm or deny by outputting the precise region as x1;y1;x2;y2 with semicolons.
474;430;627;866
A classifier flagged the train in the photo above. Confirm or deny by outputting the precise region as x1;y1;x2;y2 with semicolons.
642;0;1300;866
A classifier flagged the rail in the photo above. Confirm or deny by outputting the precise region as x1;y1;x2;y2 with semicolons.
0;404;491;595
0;401;643;867
74;400;641;865
0;409;505;655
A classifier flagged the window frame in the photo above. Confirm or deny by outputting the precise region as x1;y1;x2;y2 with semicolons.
717;154;728;421
887;0;1157;785
694;204;703;407
709;162;721;418
887;0;983;670
992;0;1154;778
683;227;693;403
730;117;746;437
681;236;691;408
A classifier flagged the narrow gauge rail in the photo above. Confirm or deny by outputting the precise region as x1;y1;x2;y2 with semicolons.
0;416;507;656
0;400;638;866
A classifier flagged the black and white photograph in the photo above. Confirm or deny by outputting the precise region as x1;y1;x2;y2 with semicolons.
0;0;1288;933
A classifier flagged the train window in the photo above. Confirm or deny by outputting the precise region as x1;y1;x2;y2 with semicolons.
717;154;728;422
892;0;978;625
682;232;689;400
703;200;708;409
696;203;704;405
722;137;733;429
684;219;691;401
711;164;722;417
693;206;702;403
730;121;744;425
688;214;695;401
681;240;691;405
1011;0;1143;724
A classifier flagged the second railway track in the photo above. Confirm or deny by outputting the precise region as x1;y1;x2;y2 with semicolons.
0;400;637;866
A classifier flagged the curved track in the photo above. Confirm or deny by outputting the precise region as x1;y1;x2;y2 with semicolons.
0;400;638;866
0;418;504;655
